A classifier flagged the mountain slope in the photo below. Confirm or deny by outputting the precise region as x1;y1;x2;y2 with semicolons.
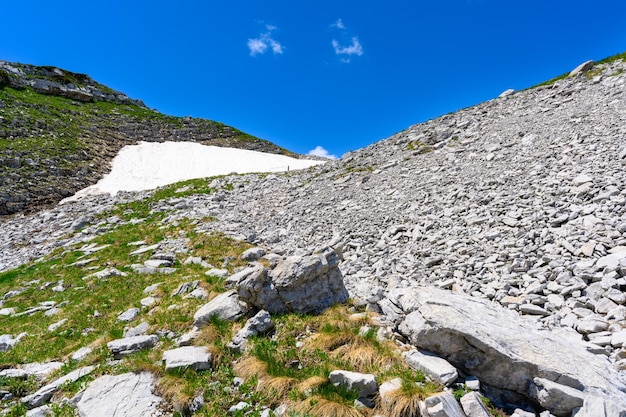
0;61;293;216
1;53;626;416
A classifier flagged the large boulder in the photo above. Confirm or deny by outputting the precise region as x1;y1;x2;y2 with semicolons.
75;373;163;417
234;247;349;314
396;286;626;415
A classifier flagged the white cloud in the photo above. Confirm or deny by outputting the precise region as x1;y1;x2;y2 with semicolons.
247;38;268;56
247;25;284;57
332;37;364;58
308;146;338;160
331;19;345;29
329;19;364;63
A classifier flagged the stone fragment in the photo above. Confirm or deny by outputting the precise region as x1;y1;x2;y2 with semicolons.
396;286;626;410
532;377;585;416
129;244;160;256
228;310;274;352
519;304;549;316
107;335;159;359
193;290;246;326
403;350;458;386
22;366;95;408
328;370;377;398
460;392;491;417
162;346;212;371
423;391;465;417
205;268;229;278
71;347;93;361
569;60;595;77
117;308;140;322
241;247;266;261
0;332;27;351
76;372;163;417
123;321;150;338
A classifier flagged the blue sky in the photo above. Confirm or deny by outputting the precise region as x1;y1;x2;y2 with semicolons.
2;1;625;158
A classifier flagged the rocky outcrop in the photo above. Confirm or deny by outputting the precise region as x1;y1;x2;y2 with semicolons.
233;246;349;314
397;286;626;414
75;373;164;417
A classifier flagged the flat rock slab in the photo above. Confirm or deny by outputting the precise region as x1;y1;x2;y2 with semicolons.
329;370;377;398
396;286;626;414
76;372;164;417
107;335;158;359
162;346;212;371
22;366;96;408
403;350;458;386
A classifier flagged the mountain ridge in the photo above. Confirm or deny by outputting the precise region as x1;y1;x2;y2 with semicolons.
0;61;295;216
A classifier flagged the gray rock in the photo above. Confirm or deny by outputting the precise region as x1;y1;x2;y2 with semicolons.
397;286;626;412
460;392;491;417
22;366;95;408
107;335;158;359
241;247;266;261
172;280;199;296
71;347;93;361
0;332;27;351
228;309;274;351
569;60;595;77
328;370;378;398
423;391;466;417
531;377;584;416
574;395;626;417
162;346;212;371
403;350;458;386
236;247;349;314
193;290;246;326
21;362;64;379
116;307;140;322
76;372;163;417
205;268;229;278
123;321;150;338
25;405;52;417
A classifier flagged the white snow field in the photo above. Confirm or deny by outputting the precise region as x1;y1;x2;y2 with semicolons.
63;141;325;202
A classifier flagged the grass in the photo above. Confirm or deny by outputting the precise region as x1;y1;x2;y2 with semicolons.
528;50;626;89
406;140;433;154
0;175;444;416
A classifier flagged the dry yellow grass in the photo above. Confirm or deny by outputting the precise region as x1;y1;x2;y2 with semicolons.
157;375;193;413
295;396;366;417
332;345;396;373
379;389;423;417
297;376;329;394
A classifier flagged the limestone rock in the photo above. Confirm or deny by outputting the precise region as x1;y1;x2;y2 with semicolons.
107;335;158;359
569;60;595;77
228;309;274;352
531;377;584;416
117;307;140;322
76;372;164;417
460;392;491;417
162;346;212;371
328;370;377;399
235;247;349;314
403;350;458;386
22;366;95;408
397;286;626;411
193;290;247;326
423;391;465;417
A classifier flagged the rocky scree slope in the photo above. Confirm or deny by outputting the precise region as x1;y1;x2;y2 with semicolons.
1;55;626;416
0;61;292;216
